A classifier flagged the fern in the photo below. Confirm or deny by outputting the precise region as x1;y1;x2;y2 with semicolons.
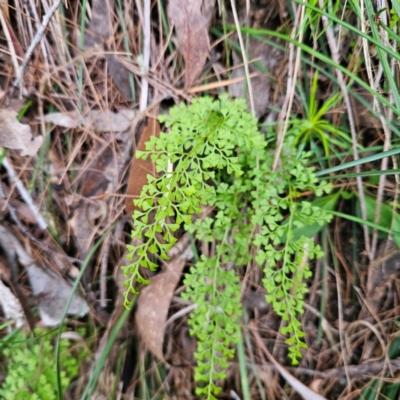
248;143;332;363
123;95;332;396
0;328;86;399
122;95;263;304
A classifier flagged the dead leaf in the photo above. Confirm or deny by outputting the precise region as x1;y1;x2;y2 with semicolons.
84;0;113;45
202;0;215;26
0;197;38;224
126;116;160;215
0;108;43;156
42;109;135;132
230;39;284;118
167;0;212;89
0;225;88;326
69;199;108;260
27;264;89;326
135;236;192;361
83;0;133;100
106;54;133;101
0;279;24;327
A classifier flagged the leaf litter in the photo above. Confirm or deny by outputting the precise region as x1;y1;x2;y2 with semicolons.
0;108;43;156
167;0;212;90
135;234;193;362
125;115;160;215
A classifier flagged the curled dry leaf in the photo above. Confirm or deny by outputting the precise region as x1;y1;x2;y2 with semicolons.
0;108;43;156
126;116;160;215
135;237;192;361
167;0;212;89
42;109;135;132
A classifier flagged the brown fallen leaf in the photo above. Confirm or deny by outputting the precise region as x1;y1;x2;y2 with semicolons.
84;0;133;100
135;235;192;361
42;109;135;131
230;39;284;118
0;108;43;156
167;0;212;90
0;225;88;327
125;116;160;215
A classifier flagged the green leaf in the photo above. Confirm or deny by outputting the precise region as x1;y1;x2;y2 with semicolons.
356;195;400;246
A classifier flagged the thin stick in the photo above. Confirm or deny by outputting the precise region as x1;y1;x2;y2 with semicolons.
13;0;62;94
230;0;255;117
136;0;150;112
188;72;258;94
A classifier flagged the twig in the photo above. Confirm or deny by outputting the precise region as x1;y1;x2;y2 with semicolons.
13;0;62;95
290;358;400;379
135;0;150;111
230;0;255;117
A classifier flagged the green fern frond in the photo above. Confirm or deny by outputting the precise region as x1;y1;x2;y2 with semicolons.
122;95;262;307
249;145;332;364
123;95;332;395
183;253;242;399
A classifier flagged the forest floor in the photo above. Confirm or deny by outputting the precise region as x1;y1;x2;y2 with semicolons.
1;0;400;399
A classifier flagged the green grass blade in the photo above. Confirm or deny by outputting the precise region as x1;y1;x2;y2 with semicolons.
320;169;400;180
237;328;250;400
315;147;400;176
55;227;114;400
81;307;133;399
